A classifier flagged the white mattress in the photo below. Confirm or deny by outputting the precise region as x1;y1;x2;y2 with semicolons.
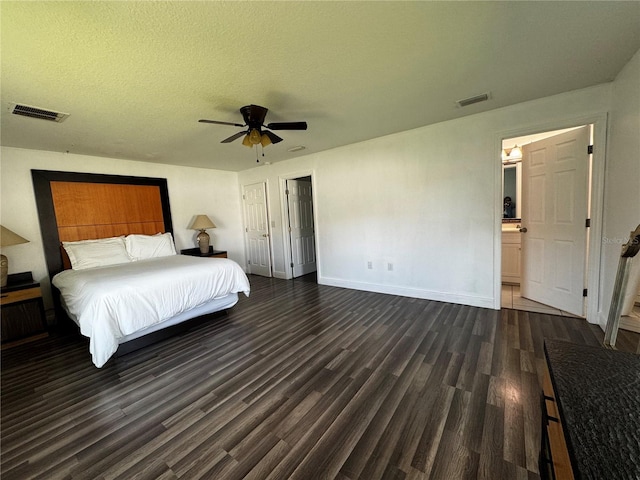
53;255;250;367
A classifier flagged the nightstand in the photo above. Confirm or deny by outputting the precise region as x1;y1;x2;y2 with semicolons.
1;272;48;347
180;247;227;258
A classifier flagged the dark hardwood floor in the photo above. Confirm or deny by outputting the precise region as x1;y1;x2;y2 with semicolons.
2;275;638;480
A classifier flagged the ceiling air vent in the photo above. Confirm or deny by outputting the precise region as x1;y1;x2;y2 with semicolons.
456;92;490;108
9;103;69;122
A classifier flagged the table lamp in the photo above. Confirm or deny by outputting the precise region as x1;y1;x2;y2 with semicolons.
1;225;29;287
188;215;217;254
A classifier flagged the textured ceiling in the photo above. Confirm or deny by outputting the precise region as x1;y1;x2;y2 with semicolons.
1;1;639;172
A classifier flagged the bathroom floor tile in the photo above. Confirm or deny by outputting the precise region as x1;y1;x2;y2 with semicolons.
502;283;570;316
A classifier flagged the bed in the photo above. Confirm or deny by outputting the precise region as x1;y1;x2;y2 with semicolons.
31;170;250;367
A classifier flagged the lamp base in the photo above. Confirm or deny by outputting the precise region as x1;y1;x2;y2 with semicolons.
196;230;210;254
1;254;8;288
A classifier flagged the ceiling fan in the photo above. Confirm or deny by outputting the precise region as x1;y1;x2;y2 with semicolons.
199;104;307;148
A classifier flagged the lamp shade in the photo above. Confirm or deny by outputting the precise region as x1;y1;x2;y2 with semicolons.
188;215;216;230
1;226;29;287
1;225;29;247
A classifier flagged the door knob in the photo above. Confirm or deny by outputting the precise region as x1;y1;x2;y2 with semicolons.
519;227;528;233
262;234;269;237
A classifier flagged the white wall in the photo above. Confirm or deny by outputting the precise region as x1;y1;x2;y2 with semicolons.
0;147;245;310
4;50;637;320
238;83;613;311
599;48;640;327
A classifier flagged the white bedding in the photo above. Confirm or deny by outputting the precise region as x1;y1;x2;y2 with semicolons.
52;255;250;367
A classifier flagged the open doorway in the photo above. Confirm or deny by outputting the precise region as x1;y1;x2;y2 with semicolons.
500;125;593;317
283;175;317;282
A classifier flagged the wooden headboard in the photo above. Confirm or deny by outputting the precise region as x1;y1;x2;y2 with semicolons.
32;170;173;278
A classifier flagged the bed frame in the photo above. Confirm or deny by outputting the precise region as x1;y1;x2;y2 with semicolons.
31;169;226;356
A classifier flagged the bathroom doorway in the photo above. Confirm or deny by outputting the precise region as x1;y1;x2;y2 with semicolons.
501;125;593;317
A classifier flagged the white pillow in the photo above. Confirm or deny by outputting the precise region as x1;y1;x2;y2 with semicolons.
125;232;177;261
63;236;131;270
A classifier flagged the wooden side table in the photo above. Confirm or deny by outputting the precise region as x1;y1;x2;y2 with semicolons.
180;247;227;258
1;272;48;347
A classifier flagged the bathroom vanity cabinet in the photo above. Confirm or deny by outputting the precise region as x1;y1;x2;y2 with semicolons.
502;230;521;284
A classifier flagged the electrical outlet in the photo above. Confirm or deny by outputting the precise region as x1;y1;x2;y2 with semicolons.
367;261;373;269
387;263;393;271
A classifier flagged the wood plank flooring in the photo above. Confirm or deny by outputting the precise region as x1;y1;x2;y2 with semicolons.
2;275;638;480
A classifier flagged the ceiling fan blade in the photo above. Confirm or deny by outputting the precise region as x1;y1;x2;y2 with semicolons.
262;130;283;144
199;119;245;127
221;131;248;143
266;121;308;131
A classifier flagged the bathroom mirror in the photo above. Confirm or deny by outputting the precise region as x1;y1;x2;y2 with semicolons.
502;162;521;221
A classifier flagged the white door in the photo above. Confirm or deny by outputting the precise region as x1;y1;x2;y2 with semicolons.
521;126;590;316
243;182;272;277
286;179;317;277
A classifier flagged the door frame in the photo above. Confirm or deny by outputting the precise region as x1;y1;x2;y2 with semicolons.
278;170;319;280
241;180;273;276
494;113;608;324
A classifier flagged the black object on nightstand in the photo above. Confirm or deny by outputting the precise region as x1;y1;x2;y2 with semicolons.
1;272;48;346
180;247;228;258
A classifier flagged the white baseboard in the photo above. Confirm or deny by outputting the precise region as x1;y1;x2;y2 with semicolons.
318;276;495;309
273;270;288;280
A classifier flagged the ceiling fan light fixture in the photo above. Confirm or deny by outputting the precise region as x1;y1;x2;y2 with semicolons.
260;134;272;147
249;129;262;145
502;144;522;161
200;104;307;151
